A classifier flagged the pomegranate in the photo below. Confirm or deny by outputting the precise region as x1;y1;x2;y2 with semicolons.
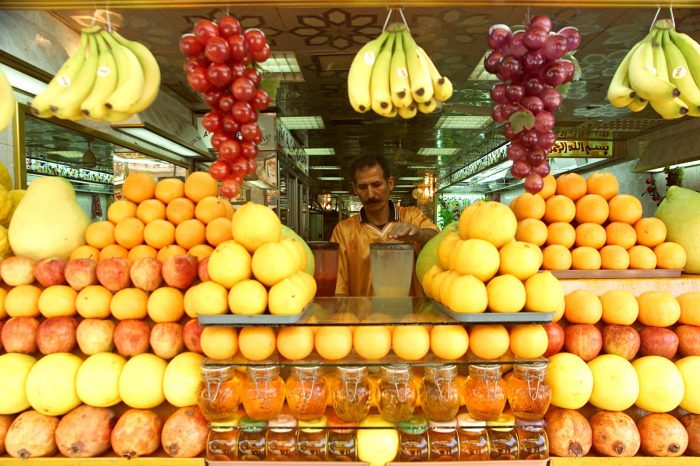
162;406;209;457
0;415;14;455
4;410;58;458
680;413;700;456
590;410;640;456
111;409;162;458
55;405;116;457
544;407;592;457
639;413;688;457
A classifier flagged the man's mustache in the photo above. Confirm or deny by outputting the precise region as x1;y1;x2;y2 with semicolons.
365;198;381;204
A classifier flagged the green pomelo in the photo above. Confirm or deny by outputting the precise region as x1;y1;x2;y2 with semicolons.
416;222;458;282
281;224;315;275
654;186;700;273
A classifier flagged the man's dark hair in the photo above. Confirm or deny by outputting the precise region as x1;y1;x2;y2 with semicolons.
349;154;391;183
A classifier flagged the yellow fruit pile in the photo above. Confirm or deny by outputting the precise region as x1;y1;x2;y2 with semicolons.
0;160;25;258
512;172;687;271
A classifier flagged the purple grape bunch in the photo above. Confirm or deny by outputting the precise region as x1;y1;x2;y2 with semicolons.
485;15;580;194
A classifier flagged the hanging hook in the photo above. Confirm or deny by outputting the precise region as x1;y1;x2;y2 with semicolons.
398;8;410;33
105;8;113;33
670;6;675;28
382;8;394;33
90;9;98;26
649;7;661;31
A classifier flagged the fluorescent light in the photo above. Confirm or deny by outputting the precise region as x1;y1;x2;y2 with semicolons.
435;115;492;129
113;154;171;167
468;52;499;81
305;148;335;156
279;116;324;130
407;165;436;170
417;148;460;156
647;167;664;173
331;190;349;194
257;52;301;74
0;63;47;96
115;127;202;158
309;166;341;170
245;180;272;189
476;160;513;183
399;176;424;181
671;160;700;170
318;176;343;181
395;184;416;188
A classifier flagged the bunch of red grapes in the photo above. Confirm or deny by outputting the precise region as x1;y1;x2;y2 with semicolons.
179;16;271;199
485;15;580;193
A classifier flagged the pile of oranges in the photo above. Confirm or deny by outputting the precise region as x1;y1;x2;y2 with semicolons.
512;172;687;271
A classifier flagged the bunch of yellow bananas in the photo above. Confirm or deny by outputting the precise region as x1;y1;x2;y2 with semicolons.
0;68;15;132
31;26;161;123
348;24;453;119
608;19;700;119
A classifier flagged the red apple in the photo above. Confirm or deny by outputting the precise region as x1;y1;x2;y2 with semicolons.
1;317;39;353
113;319;150;357
33;259;68;287
183;318;203;353
76;319;115;354
96;258;131;292
64;259;98;291
36;316;78;354
603;324;641;360
676;324;700;356
544;322;565;357
130;258;162;292
564;324;603;362
150;323;185;359
639;326;679;359
1;257;36;286
198;256;210;282
162;255;198;289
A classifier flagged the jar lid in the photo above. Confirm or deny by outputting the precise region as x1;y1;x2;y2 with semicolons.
514;362;548;377
457;413;487;429
209;422;236;432
299;415;328;433
327;413;358;433
201;365;236;377
515;417;546;429
423;364;458;380
337;366;368;377
486;413;515;432
468;364;501;375
429;419;458;432
370;242;414;251
398;415;428;435
247;365;280;378
308;241;340;250
291;365;323;376
239;416;267;432
380;364;411;378
269;414;297;432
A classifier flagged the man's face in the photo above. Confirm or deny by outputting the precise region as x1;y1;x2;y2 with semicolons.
352;164;394;213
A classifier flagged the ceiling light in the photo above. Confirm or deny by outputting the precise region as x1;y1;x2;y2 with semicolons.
435;115;492;130
399;176;424;181
407;165;436;170
279;116;325;130
0;63;47;96
647;160;700;173
476;160;514;183
305;148;335;156
257;52;301;73
309;166;341;170
244;179;273;189
417;148;460;156
318;176;343;181
113;123;208;158
395;184;416;188
331;190;349;194
468;52;499;81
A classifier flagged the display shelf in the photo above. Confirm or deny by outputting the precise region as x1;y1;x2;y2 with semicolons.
550;457;699;466
560;275;700;295
551;269;682;279
0;456;202;465
207;462;547;466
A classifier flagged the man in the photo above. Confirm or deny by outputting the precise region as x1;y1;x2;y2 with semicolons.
330;154;439;296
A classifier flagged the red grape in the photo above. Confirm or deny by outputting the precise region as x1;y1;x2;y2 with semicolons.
244;29;267;53
219;139;241;161
230;156;249;177
227;35;249;62
524;78;545;97
187;67;212;92
218;94;236;113
558;27;581;51
246;159;257;174
193;19;219;45
503;123;520;141
220;176;242;199
207;62;233;88
512;161;531;179
561;60;575;82
521;129;539;148
506;84;525;102
210;130;231;151
241;140;258;159
241;122;263;144
524;173;544;193
183;57;207;74
492;105;507;124
244;69;262;87
507;142;528;161
498;55;523;81
522;95;544;114
543;61;568;86
252;90;270;111
218;16;242;37
528;148;547;166
523;51;545;71
209;159;232;181
231;77;256;102
179;34;203;57
529;15;553;33
543;34;568;60
251;43;271;62
202;110;224;133
222;113;240;135
232;101;254;123
534;111;556;132
533;161;551;177
204;36;231;63
204;89;225;109
484;51;504;74
490;83;508;103
501;102;520;119
537;130;557;150
488;24;512;50
541;88;562;111
524;26;548;50
509;31;529;57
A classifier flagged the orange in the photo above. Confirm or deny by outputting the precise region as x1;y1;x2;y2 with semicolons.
110;287;148;320
315;326;352;360
223;200;234;219
516;219;548;246
469;324;510;360
136;199;166;224
98;244;129;261
238;327;277;361
122;172;156;203
5;285;42;317
205;217;233;247
575;194;609;225
605;222;637;249
654;242;687;269
114;217;145;249
430;325;469;360
38;285;77;318
547;222;576;248
637;291;681;327
228;279;267;315
575;223;606;249
127;244;158;263
189;244;214;260
510;324;548;359
166;197;196;225
392;326;430;361
157;245;188;263
175;218;206;250
628;245;657;269
184;171;218;203
542;244;572;270
586;172;619;201
147;287;184;323
571;247;602;270
75;285;112;319
70;245;100;261
107;200;137;224
155;178;185;204
600;290;639;325
512;193;545;220
556;173;587;200
565;290;603;324
144;219;176;249
608;195;643;224
201;327;238;360
195;196;229;224
540;174;557;200
600;245;630;270
544;195;576;223
635;217;667;248
353;326;392;360
677;292;700;326
85;221;116;249
276;327;314;361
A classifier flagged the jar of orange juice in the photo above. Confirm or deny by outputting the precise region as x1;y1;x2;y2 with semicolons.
505;363;551;421
198;365;241;423
241;365;286;421
420;365;460;422
464;364;507;421
286;366;328;420
332;366;371;422
378;365;417;423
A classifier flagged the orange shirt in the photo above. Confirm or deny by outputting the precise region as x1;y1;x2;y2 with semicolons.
330;201;439;296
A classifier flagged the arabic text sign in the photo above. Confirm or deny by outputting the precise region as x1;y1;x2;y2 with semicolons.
549;140;613;158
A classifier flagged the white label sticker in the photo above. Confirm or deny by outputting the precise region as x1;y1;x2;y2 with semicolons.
672;66;687;79
57;75;71;87
97;66;111;77
363;51;376;66
397;68;408;78
645;65;657;75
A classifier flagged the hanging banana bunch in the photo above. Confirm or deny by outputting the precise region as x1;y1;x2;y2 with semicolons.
31;23;161;123
607;16;700;119
347;11;452;119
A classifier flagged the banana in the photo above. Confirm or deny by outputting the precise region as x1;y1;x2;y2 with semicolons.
370;33;396;116
650;96;688;119
627;96;648;112
607;41;643;107
102;111;133;123
0;69;15;132
102;31;145;113
416;46;453;102
417;98;437;114
402;31;433;104
668;29;700;88
50;34;99;119
663;30;700;116
347;31;390;113
81;34;119;120
389;32;412;109
397;102;417;119
31;33;89;118
628;32;680;102
380;105;397;118
112;31;161;114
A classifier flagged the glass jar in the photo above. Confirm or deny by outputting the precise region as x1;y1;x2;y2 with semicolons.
332;367;371;422
487;414;519;460
198;365;241;423
457;414;490;461
378;365;417;423
327;413;357;462
516;419;549;459
298;416;328;461
241;365;286;421
398;415;429;462
428;419;460;461
420;365;461;422
505;363;552;421
286;366;328;421
237;417;267;461
206;424;238;461
464;364;507;421
266;414;298;461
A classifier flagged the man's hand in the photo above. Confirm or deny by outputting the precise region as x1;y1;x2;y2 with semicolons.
388;222;421;242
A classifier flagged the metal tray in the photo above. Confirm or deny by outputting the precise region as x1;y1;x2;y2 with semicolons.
551;269;683;279
433;301;554;324
198;303;312;326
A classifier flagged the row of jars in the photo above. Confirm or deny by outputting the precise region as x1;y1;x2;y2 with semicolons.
207;412;548;462
198;362;551;424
